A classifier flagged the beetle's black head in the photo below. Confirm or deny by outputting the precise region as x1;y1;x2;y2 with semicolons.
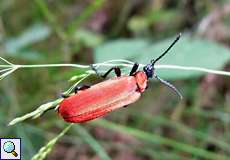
143;63;154;79
144;33;181;79
142;33;183;99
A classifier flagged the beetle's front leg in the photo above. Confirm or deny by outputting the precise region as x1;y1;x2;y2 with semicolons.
102;67;121;78
129;63;139;76
91;64;121;78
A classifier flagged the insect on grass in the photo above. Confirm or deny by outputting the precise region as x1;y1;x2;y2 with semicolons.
58;33;183;123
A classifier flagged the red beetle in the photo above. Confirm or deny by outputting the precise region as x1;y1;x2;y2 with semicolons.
58;34;182;123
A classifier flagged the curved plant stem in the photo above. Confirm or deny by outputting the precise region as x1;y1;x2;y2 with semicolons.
1;57;230;81
155;65;230;76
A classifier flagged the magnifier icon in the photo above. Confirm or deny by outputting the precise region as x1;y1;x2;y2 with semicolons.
3;141;18;157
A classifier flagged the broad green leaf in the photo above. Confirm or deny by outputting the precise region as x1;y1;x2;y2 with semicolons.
94;35;230;80
3;23;50;60
5;23;50;53
14;50;44;61
140;35;230;79
94;39;149;62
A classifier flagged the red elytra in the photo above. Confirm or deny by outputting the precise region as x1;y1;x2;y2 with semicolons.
58;34;182;123
58;72;147;123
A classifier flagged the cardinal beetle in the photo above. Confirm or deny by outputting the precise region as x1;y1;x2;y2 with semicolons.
58;33;182;123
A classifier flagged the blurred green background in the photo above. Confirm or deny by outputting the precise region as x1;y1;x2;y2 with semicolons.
0;0;230;159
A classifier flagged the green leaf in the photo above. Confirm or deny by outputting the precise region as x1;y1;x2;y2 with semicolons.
5;23;50;53
140;35;230;80
94;35;230;80
94;39;149;62
4;23;50;60
14;50;44;61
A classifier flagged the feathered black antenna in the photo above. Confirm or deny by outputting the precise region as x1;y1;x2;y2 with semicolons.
151;33;181;66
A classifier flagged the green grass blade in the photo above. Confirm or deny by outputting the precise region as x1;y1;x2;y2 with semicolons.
31;124;73;160
73;125;111;160
92;119;229;160
67;0;105;35
131;112;230;152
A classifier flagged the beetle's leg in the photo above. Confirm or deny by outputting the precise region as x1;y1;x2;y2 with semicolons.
61;85;91;98
102;67;121;78
90;64;121;78
74;85;91;94
129;63;139;76
154;73;183;99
